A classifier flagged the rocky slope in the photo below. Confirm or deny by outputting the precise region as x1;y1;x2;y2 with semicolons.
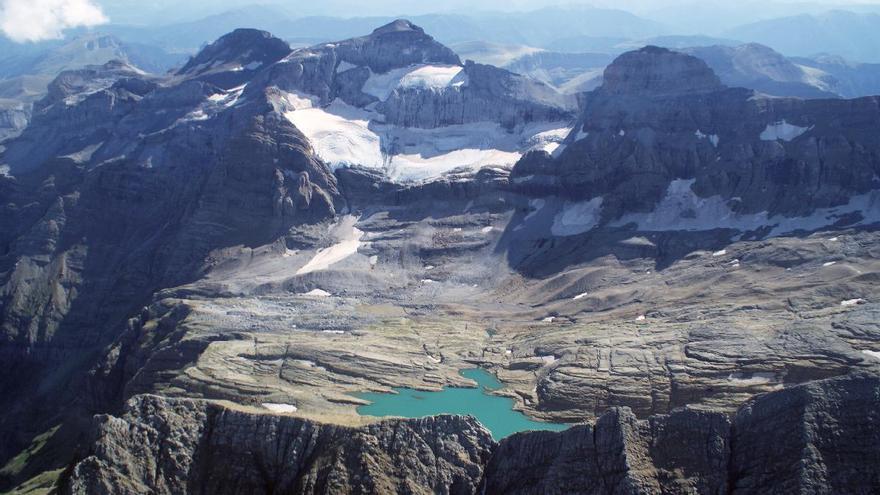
2;22;880;493
65;373;880;494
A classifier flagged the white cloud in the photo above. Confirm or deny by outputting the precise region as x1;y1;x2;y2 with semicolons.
0;0;108;42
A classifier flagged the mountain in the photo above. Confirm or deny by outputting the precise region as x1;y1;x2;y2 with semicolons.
724;10;880;63
2;21;880;493
504;51;613;94
0;34;184;142
794;54;880;99
681;43;839;99
104;6;666;54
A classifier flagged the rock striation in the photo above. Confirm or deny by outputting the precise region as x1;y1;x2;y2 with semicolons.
66;373;880;494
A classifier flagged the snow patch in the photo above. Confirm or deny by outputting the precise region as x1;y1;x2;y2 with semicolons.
542;316;556;323
712;249;727;257
572;292;589;300
363;64;467;101
695;129;719;147
552;197;604;236
612;180;880;236
481;226;494;234
727;372;775;385
263;403;297;413
61;142;103;164
297;216;363;275
336;61;357;73
303;289;331;297
760;120;812;142
862;350;880;361
841;298;866;307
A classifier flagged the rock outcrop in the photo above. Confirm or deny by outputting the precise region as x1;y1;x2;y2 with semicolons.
511;46;880;220
68;395;494;495
66;373;880;494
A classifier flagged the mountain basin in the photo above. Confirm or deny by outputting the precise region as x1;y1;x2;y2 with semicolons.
355;368;569;440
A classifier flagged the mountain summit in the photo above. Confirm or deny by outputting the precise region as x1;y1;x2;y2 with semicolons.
601;45;724;96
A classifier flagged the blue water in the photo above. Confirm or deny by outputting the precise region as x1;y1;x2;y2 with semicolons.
355;368;569;440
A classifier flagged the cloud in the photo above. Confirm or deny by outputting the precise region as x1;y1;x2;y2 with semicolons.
0;0;108;42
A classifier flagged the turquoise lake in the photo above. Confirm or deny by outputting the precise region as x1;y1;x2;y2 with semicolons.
355;368;569;440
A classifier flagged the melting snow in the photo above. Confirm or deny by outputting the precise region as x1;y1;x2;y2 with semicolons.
760;120;812;142
635;315;646;322
542;316;556;323
823;261;837;267
481;226;494;233
263;403;297;413
552;197;604;236
573;292;589;300
712;249;727;257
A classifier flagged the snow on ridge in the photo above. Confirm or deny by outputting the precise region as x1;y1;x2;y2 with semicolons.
362;64;467;101
760;120;812;142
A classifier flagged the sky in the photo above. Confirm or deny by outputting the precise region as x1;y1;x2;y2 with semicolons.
2;0;880;42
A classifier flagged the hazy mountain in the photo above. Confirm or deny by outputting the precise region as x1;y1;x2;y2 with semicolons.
681;43;839;98
795;54;880;98
102;5;667;53
724;10;880;63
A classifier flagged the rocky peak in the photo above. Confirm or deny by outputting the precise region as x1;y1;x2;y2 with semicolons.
334;19;461;73
601;45;724;96
177;28;290;77
371;19;424;35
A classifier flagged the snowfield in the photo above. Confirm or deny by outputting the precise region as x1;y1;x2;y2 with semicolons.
281;93;572;182
552;197;604;236
362;64;467;101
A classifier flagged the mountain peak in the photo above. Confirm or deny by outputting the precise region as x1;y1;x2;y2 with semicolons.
372;19;424;36
177;28;290;78
601;45;723;96
329;20;461;73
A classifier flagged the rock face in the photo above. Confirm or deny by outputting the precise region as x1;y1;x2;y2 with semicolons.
601;45;723;97
66;373;880;494
67;395;494;495
512;46;880;219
